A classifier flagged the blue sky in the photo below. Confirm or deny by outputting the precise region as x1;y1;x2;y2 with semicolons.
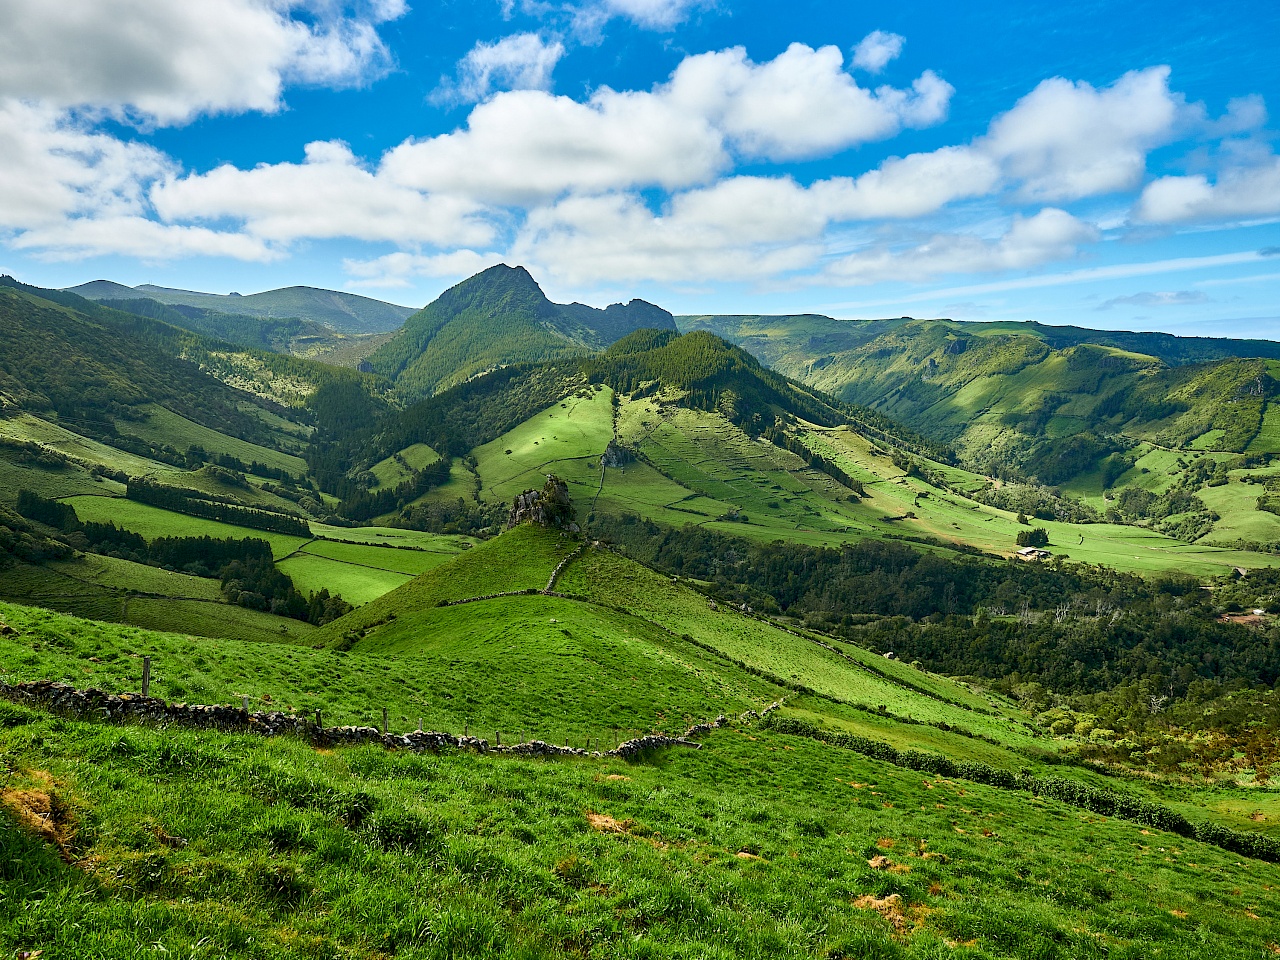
1;0;1278;337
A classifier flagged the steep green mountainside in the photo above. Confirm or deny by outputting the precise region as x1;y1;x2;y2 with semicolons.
67;280;414;334
0;280;296;448
680;313;1280;519
369;264;677;399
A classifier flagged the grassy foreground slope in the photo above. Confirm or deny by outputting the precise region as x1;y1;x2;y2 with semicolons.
6;707;1280;960
4;523;1280;957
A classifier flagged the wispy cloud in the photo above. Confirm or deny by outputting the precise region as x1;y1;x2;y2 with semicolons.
1098;290;1210;310
824;251;1267;310
851;31;905;73
433;33;565;106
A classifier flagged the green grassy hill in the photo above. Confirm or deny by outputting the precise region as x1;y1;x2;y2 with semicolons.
4;523;1280;957
679;312;1280;552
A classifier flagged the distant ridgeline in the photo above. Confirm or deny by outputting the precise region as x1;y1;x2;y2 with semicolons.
126;479;311;537
679;312;1280;484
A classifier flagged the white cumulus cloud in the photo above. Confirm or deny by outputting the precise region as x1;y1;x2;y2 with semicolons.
386;43;952;205
0;0;406;125
666;44;953;161
983;66;1182;202
152;140;496;248
435;33;565;105
1135;155;1280;223
851;31;905;73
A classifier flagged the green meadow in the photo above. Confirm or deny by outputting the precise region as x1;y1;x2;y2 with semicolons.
64;495;311;559
114;403;309;475
5;522;1280;959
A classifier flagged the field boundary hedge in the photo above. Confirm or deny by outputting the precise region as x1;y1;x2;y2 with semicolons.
127;479;311;536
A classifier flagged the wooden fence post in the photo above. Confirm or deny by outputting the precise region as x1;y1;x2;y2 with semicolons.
315;709;322;729
242;696;249;714
496;730;501;745
382;707;389;735
418;717;423;733
141;656;151;697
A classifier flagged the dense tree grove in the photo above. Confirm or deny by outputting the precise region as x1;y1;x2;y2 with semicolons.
589;513;1280;701
126;479;311;536
13;491;348;625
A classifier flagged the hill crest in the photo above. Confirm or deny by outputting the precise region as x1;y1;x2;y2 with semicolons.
64;280;414;334
368;263;678;400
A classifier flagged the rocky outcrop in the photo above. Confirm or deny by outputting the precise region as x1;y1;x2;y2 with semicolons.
507;475;577;531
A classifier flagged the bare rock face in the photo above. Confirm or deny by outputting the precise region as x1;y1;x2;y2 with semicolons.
508;475;577;530
601;440;634;468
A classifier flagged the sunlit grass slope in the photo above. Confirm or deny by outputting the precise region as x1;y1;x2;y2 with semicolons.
5;696;1280;958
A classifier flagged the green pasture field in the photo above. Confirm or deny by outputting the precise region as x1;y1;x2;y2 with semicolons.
1198;479;1280;546
0;412;182;478
473;385;615;504
1189;428;1227;450
810;430;1279;576
781;696;1028;768
150;466;309;515
308;523;475;550
118;597;316;645
114;403;308;475
277;553;412;607
300;538;465;576
0;594;769;743
0;451;125;506
5;692;1280;957
63;495;311;559
396;459;482;514
1247;400;1280;453
48;554;224;602
557;547;1044;749
0;562;314;645
322;525;581;625
369;442;440;488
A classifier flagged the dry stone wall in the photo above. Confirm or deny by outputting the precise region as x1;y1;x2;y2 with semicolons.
0;679;723;760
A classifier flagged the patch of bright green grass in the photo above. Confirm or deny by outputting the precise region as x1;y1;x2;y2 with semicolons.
277;553;412;606
558;545;1043;748
300;539;464;576
308;524;475;550
149;466;307;515
1198;479;1280;546
321;525;580;631
64;495;311;559
47;554;224;602
369;442;440;488
0;453;126;506
0;412;181;478
114;403;307;475
1248;401;1280;453
0;566;314;645
4;705;1280;959
473;385;615;504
